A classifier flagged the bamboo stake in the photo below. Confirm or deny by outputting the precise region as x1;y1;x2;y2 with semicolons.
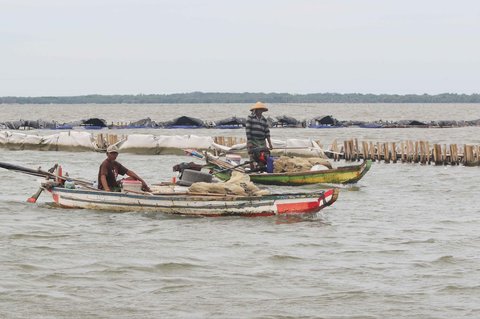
433;144;442;165
464;145;474;166
420;141;426;165
334;140;340;161
473;145;479;165
427;142;431;164
442;144;446;165
369;142;375;161
362;141;369;160
383;143;390;163
354;139;359;161
406;141;411;163
376;143;380;162
349;139;353;160
331;140;338;161
414;141;419;163
392;142;397;163
349;140;354;161
450;144;457;165
400;142;404;163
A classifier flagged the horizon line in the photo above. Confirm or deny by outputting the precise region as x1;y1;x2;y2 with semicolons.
1;92;479;98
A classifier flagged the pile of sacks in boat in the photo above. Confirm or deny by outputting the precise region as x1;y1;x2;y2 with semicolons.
188;171;270;196
273;156;332;173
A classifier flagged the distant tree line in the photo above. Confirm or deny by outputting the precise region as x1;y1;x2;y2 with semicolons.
1;92;479;104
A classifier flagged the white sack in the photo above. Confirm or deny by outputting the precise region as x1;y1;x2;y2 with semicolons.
55;131;95;149
119;134;158;149
156;135;213;149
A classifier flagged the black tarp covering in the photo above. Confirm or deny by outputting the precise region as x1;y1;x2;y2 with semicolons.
0;119;57;129
273;115;299;127
162;116;205;128
1;120;24;129
395;120;428;126
82;118;107;127
408;120;427;126
215;116;246;127
310;115;338;126
127;117;158;128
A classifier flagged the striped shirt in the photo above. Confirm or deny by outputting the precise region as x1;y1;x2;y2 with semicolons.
246;113;270;146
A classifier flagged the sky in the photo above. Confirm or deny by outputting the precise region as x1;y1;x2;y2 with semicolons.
1;0;479;96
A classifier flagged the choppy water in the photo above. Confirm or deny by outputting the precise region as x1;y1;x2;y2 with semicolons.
1;104;480;318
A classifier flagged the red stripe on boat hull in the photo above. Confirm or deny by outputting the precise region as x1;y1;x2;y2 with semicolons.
276;201;320;214
276;189;334;214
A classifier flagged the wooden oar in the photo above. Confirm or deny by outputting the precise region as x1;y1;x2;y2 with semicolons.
0;161;94;187
0;161;54;178
213;161;252;174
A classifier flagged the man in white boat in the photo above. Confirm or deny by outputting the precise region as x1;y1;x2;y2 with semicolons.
98;145;151;192
246;102;273;171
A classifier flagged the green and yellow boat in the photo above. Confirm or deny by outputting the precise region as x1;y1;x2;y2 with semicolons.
205;153;372;186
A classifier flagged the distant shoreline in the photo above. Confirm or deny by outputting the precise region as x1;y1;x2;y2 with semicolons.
1;92;480;104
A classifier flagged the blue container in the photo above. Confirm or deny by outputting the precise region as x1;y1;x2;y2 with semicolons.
266;156;276;173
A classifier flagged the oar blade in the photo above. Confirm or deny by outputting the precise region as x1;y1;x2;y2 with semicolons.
27;188;43;203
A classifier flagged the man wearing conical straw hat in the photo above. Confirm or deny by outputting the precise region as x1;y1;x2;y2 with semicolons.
246;102;273;170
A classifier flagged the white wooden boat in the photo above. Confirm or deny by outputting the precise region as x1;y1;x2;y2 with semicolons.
0;161;338;217
44;185;339;217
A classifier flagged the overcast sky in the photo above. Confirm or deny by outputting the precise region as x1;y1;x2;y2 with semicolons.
1;0;479;96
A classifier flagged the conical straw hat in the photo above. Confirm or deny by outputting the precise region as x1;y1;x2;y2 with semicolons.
250;102;268;111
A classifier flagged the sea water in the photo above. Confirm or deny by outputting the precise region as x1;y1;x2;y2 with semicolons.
1;103;480;318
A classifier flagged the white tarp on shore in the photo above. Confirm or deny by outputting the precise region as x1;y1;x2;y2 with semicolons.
0;130;327;157
119;134;213;149
0;130;96;151
118;134;214;154
55;131;96;148
0;131;215;154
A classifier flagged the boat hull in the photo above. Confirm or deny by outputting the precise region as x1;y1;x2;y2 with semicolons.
249;160;371;186
46;187;338;217
213;160;371;186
